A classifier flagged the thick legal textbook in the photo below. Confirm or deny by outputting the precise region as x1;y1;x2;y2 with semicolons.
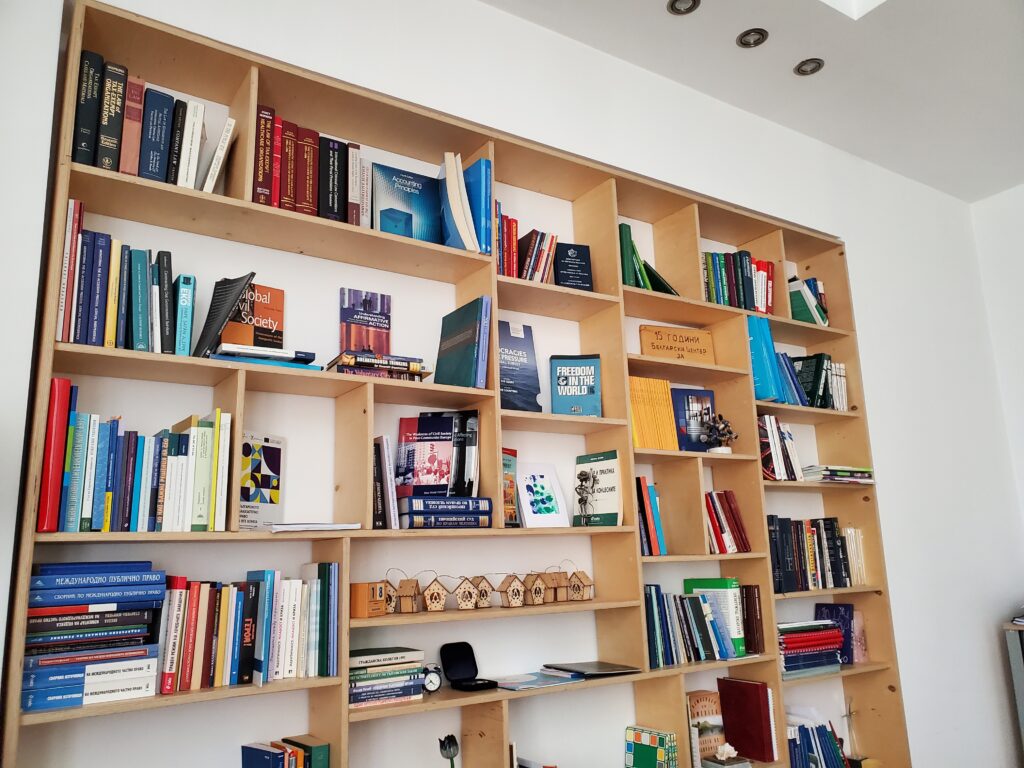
434;296;490;389
716;677;777;762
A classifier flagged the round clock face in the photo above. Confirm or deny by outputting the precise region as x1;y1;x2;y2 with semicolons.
424;665;443;693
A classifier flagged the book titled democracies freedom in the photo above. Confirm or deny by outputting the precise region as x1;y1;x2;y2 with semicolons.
498;320;541;412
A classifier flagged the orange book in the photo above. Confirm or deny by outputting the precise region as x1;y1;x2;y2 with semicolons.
221;283;284;349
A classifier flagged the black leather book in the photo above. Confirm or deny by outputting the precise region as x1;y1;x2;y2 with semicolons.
94;62;128;171
157;251;175;353
192;272;255;358
166;99;188;184
317;136;346;220
72;51;104;165
236;581;259;685
642;260;679;296
371;442;386;529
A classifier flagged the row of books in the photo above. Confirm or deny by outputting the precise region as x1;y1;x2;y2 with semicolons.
636;476;666;556
56;200;195;351
750;316;848;410
629;378;715;452
242;735;330;768
348;646;425;708
72;51;236;191
704;490;753;555
777;619;843;681
495;213;559;281
758;415;803;481
645;578;763;669
790;353;849;411
786;719;848;768
767;516;867;594
161;563;338;696
36;378;232;534
21;561;165;711
701;250;775;315
619;223;678;294
788;277;829;326
688;679;778;764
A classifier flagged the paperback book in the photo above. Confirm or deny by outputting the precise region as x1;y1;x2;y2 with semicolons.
371;163;441;244
339;288;391;355
550;354;601;417
221;283;284;349
239;433;286;530
572;450;621;526
498;321;541;412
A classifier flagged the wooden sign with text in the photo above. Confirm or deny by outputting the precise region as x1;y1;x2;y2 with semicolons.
639;324;715;364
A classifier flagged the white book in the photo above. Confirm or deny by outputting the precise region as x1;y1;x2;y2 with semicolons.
373;435;399;529
346;143;361;224
359;159;371;228
284;580;301;679
178;100;206;188
309;580;320;678
267;570;283;681
159;585;188;691
75;657;158;685
191;420;214;530
200;116;236;194
137;435;153;532
56;200;75;342
150;256;161;354
296;582;309;679
166;449;182;532
176;418;198;532
80;674;157;704
439;152;478;252
454;153;479;252
766;415;786;480
214;412;231;532
176;101;198;188
80;414;100;529
275;579;291;679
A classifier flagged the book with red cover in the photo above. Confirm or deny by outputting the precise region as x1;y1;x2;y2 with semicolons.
278;120;298;211
252;105;274;205
294;127;319;216
271;116;283;207
637;476;661;556
177;581;201;691
717;677;777;762
704;493;727;554
38;378;72;532
118;76;145;175
722;490;751;552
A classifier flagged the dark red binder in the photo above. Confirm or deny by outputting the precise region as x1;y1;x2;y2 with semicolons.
717;677;777;762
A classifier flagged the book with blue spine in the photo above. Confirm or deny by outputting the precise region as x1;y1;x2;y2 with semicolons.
245;569;277;685
129;434;146;531
174;274;195;355
30;570;165;589
497;320;541;412
464;158;492;255
73;231;95;344
87;232;111;345
89;420;110;530
130;249;151;351
34;560;153;575
139;88;174;182
438;152;479;251
349;681;423;703
22;655;159;690
434;297;490;389
647;483;667;554
813;602;855;664
28;584;166;607
230;586;244;685
399;513;491;529
475;295;491;389
22;642;160;671
57;386;79;531
63;411;90;532
108;431;125;531
115;243;131;348
670;387;715;452
102;420;119;531
209;354;320;370
396;496;492;513
25;626;149;646
550;354;602;417
371;162;441;244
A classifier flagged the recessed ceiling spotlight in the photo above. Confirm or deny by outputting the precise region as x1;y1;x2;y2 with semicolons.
666;0;700;15
794;58;825;76
736;28;769;48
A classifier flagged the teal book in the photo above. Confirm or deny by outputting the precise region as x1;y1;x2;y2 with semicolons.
129;249;151;351
463;158;492;255
550;354;601;417
129;435;145;532
371;163;441;244
64;412;90;532
434;297;489;388
618;223;636;287
174;274;195;355
89;420;110;530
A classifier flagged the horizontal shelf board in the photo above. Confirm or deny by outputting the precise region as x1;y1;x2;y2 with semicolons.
762;480;874;493
69;163;493;283
495;276;620;321
775;585;882;600
755;401;860;425
500;410;628;435
632;449;757;465
626;354;747;385
781;662;892;688
36;526;638;544
350;598;639;628
642;552;766;564
52;344;493;406
20;675;342;725
1005;623;1024;632
656;652;777;676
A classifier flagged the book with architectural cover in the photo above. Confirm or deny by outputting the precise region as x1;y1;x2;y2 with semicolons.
498;321;541;412
339;288;390;356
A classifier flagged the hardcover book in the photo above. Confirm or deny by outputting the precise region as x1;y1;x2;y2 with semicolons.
394;415;454;498
73;51;104;165
118;76;145;175
238;433;285;530
221;284;284;349
671;387;715;452
463;158;492;255
498;321;541;412
573;450;621;526
550;355;602;417
371;163;441;244
339;288;390;355
553;243;593;291
813;602;854;664
138;88;174;182
317;137;345;221
191;272;255;358
95;62;128;172
434;297;490;389
166;99;187;185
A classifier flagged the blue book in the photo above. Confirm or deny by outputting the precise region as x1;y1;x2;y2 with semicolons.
748;317;777;401
813;602;855;664
27;584;166;607
759;318;787;401
25;626;148;646
89;421;110;530
349;681;423;703
109;432;125;530
21;686;84;711
699;593;736;660
646;484;668;557
475;295;490;389
463;158;492;256
129;249;151;351
230;587;244;685
23;642;160;670
22;665;89;690
63;411;90;532
174;274;195;355
29;570;164;589
245;569;277;685
34;560;153;575
670;388;716;452
129;435;146;532
550;354;601;417
371;162;441;244
87;232;111;345
497;320;541;411
115;244;131;348
208;354;320;370
104;421;119;530
396;497;492;513
72;231;95;344
329;562;339;675
438;163;467;249
139;88;174;182
241;744;285;768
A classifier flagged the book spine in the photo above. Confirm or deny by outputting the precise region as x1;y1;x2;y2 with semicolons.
94;63;127;172
37;379;71;532
30;571;165;590
252;105;274;204
72;231;94;345
60;202;83;342
400;514;491;529
103;240;120;347
475;296;490;388
295;128;319;216
157;251;175;352
174;275;195;355
87;233;110;346
114;245;130;348
278;120;297;211
176;101;197;188
130;251;150;351
77;415;98;531
346;143;361;224
318;136;344;220
177;582;200;691
397;498;493;512
359;160;371;228
150;264;162;355
201;117;236;193
118;76;145;175
184;102;205;188
271;116;283;206
164;99;186;184
72;51;104;165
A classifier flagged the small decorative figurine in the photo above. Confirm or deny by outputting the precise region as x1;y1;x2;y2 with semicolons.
397;579;422;613
701;411;739;454
497;574;525;608
568;570;594;601
384;581;398;614
523;574;546;605
453;577;478;610
470;576;494;608
423;578;449;612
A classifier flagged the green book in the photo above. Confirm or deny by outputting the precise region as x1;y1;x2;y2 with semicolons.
618;223;637;287
788;279;828;325
572;450;621;526
282;734;330;768
434;296;490;388
631;240;652;290
683;577;746;657
643;259;679;296
190;419;214;531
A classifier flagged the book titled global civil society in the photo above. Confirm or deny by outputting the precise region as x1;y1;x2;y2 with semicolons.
550;354;601;417
371;163;441;244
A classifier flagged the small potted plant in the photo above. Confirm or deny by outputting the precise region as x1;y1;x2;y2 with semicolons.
700;412;739;454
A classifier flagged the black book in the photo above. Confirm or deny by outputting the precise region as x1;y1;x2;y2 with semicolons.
739;251;756;311
94;62;128;172
236;581;259;685
766;515;783;593
116;243;131;349
643;587;659;667
371;442;386;530
642;260;679;296
191;272;255;358
118;431;138;532
317;136;346;220
553;243;593;291
166;99;188;185
635;478;651;557
72;51;104;165
156;251;175;353
24;637;147;656
684;596;715;660
423;410;479;497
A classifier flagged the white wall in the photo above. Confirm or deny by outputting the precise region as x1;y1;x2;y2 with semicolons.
4;0;1024;765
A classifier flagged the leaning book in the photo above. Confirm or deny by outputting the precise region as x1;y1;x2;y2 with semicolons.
238;432;286;529
572;450;621;526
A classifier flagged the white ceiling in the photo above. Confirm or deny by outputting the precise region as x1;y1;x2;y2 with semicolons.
476;0;1024;202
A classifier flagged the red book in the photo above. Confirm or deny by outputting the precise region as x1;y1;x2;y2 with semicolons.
294;127;319;216
721;490;751;552
703;493;727;555
252;105;275;205
717;677;777;762
37;378;72;532
61;200;83;341
765;260;775;314
278;120;298;211
271;116;283;207
500;216;510;276
200;584;219;688
508;218;519;279
118;76;145;175
177;581;201;691
638;476;661;556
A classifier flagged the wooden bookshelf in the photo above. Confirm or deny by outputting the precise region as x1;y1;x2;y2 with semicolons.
2;2;911;766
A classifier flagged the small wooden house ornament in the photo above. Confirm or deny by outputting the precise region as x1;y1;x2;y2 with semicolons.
497;574;525;608
471;576;494;608
453;578;479;610
568;570;594;601
538;573;558;603
423;578;450;612
553;571;570;602
384;581;398;614
397;579;422;614
524;574;546;606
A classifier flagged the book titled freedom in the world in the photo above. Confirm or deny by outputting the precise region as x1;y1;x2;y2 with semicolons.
550;354;601;417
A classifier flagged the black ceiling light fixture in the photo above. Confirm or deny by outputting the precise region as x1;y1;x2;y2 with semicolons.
666;0;700;15
794;58;825;76
736;28;769;48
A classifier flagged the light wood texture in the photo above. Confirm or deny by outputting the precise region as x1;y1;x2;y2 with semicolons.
762;480;873;492
495;276;619;321
781;662;892;688
499;410;627;435
755;400;861;425
652;204;703;302
774;585;883;600
627;353;747;385
350;598;639;628
633;449;757;464
461;700;509;768
641;552;766;564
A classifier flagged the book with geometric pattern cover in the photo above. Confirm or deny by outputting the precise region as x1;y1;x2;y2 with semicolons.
238;432;285;529
624;726;678;768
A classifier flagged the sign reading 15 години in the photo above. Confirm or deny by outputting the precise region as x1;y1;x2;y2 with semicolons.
638;324;716;364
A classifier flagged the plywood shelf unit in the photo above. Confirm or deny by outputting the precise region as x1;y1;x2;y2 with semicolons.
3;2;910;766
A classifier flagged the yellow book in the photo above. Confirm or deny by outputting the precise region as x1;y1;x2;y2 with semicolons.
104;239;121;348
657;379;677;451
206;408;222;531
213;584;231;686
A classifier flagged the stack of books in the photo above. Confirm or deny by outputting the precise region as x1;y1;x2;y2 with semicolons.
348;647;425;708
493;201;520;277
619;223;678;293
636;476;666;556
788;277;829;326
704;490;752;555
36;378;232;534
55;200;196;354
802;465;873;484
628;376;678;451
161;563;339;694
327;351;429;381
21;561;164;712
749;316;849;409
777;620;843;680
758;415;802;481
241;735;329;768
786;719;849;768
701;250;774;314
767;516;863;594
